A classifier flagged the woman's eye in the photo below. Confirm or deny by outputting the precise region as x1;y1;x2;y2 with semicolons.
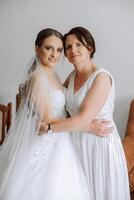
45;46;51;50
76;43;82;47
57;48;63;53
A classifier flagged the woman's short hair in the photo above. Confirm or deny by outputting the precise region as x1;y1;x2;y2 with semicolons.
64;27;95;58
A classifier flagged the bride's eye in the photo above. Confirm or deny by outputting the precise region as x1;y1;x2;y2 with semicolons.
57;48;63;53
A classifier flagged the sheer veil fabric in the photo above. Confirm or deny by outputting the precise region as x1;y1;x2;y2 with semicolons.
0;57;51;196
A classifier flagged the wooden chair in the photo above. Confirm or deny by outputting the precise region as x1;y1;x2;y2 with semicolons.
16;83;26;112
122;99;134;199
0;102;12;145
16;93;21;112
131;192;134;200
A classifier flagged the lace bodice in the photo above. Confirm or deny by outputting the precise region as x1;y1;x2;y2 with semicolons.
50;90;66;119
32;71;67;120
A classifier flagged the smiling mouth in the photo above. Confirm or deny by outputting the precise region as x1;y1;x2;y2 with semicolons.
48;58;57;62
70;55;79;59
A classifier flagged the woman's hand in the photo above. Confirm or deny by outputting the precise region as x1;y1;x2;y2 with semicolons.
38;121;48;135
86;119;114;137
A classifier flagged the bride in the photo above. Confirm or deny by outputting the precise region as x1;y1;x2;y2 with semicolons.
0;28;91;200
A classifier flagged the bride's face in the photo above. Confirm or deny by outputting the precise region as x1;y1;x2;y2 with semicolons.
36;36;63;68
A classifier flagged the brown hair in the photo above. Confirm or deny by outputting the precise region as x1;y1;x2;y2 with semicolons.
63;27;96;58
35;28;63;47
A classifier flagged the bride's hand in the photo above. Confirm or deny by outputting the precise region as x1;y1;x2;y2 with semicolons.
38;121;48;135
86;119;114;137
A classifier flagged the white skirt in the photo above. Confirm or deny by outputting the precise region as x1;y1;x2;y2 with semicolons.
0;132;90;200
72;129;130;200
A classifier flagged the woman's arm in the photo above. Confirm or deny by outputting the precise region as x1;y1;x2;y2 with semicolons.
49;72;112;133
39;119;113;136
87;119;113;136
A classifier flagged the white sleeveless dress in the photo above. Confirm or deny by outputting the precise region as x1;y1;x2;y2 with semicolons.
66;68;130;200
0;90;90;200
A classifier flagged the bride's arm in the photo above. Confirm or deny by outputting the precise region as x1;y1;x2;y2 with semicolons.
26;72;54;124
49;72;112;134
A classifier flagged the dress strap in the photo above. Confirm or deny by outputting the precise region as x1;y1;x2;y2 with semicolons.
86;68;115;90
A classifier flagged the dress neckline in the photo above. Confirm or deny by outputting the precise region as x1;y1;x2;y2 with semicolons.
72;69;98;96
40;71;64;94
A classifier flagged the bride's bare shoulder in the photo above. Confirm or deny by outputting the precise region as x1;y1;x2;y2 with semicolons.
29;71;46;82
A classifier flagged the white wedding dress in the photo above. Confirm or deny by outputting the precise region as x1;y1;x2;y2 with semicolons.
66;68;130;200
0;71;90;200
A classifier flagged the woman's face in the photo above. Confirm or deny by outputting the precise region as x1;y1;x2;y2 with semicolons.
65;34;92;65
36;35;63;68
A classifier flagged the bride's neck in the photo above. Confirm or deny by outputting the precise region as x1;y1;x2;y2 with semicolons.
41;65;55;77
37;58;55;76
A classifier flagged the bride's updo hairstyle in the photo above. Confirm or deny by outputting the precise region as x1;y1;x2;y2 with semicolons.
35;28;63;47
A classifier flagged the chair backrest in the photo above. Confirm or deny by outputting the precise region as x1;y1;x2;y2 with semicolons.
16;83;26;112
0;102;12;145
16;93;21;112
125;99;134;137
